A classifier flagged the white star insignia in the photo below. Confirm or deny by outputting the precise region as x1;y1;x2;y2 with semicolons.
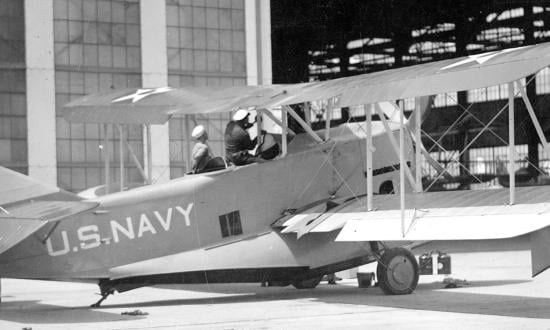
440;47;526;71
112;87;173;103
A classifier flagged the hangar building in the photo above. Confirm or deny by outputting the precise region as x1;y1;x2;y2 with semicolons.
0;0;271;192
4;0;550;193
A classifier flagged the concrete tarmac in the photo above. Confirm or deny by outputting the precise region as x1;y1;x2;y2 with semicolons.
1;238;550;329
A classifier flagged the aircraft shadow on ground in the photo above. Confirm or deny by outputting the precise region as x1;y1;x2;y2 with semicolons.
101;279;550;319
0;300;146;324
1;279;548;324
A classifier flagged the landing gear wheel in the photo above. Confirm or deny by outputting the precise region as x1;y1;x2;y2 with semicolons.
292;276;322;289
376;247;419;295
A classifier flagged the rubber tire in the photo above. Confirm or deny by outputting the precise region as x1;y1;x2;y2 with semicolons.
292;276;322;289
376;247;419;295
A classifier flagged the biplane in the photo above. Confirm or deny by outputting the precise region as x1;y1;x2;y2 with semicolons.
2;42;550;307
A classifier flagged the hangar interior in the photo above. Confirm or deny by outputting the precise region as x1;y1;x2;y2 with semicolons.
2;0;550;192
272;0;550;190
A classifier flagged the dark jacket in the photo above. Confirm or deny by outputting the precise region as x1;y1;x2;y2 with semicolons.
224;121;256;154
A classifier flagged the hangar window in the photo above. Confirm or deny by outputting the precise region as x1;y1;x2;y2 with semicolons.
219;211;243;238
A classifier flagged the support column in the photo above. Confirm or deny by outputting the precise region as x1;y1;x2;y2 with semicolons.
25;0;56;185
141;0;170;183
245;0;272;85
258;0;272;85
457;91;470;178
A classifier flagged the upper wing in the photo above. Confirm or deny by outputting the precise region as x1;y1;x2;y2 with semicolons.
63;85;295;124
334;43;550;108
0;200;98;255
275;186;550;241
63;42;550;124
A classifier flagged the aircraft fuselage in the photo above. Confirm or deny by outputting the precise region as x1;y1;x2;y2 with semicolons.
0;123;413;286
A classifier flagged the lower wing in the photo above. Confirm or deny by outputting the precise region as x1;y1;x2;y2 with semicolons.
274;186;550;276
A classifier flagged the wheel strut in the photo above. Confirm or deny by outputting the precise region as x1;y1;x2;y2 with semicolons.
370;241;386;260
91;289;114;308
91;281;115;308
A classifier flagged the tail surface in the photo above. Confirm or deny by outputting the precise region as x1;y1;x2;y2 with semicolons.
0;166;98;256
0;166;60;206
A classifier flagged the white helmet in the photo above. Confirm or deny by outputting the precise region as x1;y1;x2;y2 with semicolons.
233;109;249;121
191;125;206;140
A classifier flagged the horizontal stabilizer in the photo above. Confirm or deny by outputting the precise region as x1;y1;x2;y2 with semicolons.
0;217;48;255
0;167;59;206
335;203;550;241
0;200;98;255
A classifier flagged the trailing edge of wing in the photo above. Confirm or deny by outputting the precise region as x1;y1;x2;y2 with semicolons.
63;43;550;124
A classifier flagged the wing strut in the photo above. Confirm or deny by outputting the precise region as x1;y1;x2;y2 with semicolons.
285;105;323;143
101;123;153;194
261;109;296;136
508;81;516;205
516;79;550;152
375;103;417;188
118;124;148;185
257;107;296;157
304;102;312;126
399;100;406;237
414;97;423;193
364;104;373;211
325;98;334;141
145;124;153;183
281;107;288;156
